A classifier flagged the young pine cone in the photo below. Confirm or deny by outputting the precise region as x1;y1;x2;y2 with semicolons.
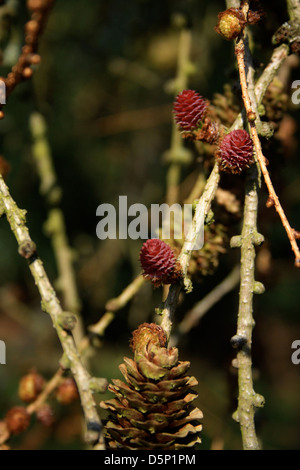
100;323;202;450
139;239;182;287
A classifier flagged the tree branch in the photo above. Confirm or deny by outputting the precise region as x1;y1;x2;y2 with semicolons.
235;5;300;266
230;166;265;450
0;173;106;448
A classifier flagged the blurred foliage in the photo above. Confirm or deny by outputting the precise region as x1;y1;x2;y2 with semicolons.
0;0;299;450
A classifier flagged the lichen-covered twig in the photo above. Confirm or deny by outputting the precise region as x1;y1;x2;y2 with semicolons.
287;0;300;22
230;166;265;450
0;173;106;447
160;162;220;339
88;274;145;338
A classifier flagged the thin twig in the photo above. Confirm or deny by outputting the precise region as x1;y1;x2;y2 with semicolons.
160;163;220;339
27;368;64;415
235;5;300;266
0;173;106;448
88;274;145;337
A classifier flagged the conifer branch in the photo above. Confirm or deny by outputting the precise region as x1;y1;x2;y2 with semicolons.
0;173;106;448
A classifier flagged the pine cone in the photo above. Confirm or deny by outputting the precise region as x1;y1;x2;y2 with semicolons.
215;8;246;41
139;239;182;287
216;129;254;174
100;323;203;450
173;89;208;132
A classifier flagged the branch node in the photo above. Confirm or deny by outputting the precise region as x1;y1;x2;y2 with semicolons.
258;122;274;138
230;235;242;248
247;110;256;122
232;410;240;423
253;393;265;408
231;334;247;350
292;229;300;240
266;196;275;208
88;377;108;394
252;232;264;246
253;281;265;295
231;358;239;369
18;240;37;259
58;312;77;331
183;277;193;293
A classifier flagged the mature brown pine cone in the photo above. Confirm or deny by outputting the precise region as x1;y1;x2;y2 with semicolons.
100;323;202;450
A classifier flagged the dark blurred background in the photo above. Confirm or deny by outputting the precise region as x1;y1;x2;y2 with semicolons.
0;0;299;450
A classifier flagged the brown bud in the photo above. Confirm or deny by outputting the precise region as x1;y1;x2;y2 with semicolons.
22;67;33;79
266;196;275;208
130;323;167;355
215;8;246;41
22;45;33;55
5;407;30;435
25;20;40;35
56;378;79;405
18;240;37;259
36;404;55;427
29;53;41;65
293;229;300;240
19;371;45;403
0;110;5;120
27;0;47;11
194;117;220;145
247;111;256;122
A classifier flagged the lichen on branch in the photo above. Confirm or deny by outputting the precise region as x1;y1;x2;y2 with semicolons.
0;173;107;448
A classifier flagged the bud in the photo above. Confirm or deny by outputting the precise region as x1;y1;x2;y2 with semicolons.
19;371;45;403
130;323;167;354
139;239;182;287
173;89;208;134
215;129;254;174
36;404;55;427
215;8;246;41
5;407;30;435
266;196;275;208
56;378;79;405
